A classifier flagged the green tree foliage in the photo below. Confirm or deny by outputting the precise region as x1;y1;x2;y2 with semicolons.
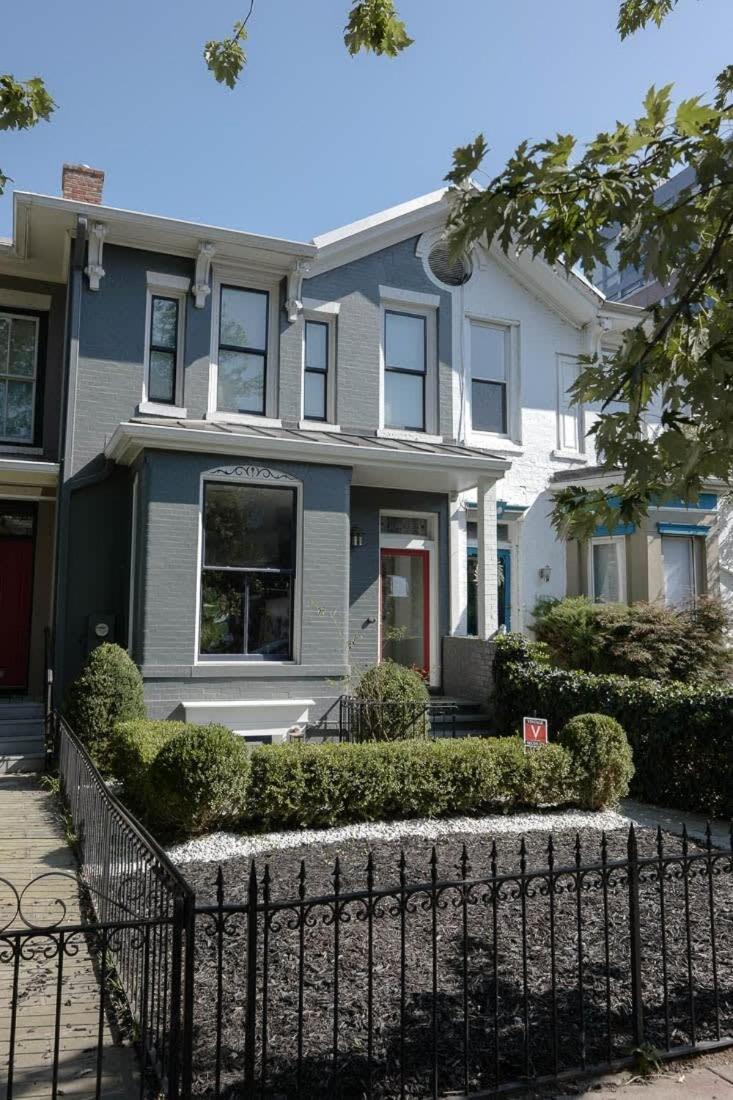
0;75;55;193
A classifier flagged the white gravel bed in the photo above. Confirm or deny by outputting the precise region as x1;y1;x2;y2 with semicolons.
167;807;633;865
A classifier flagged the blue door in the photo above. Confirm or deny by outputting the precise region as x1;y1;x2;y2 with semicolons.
498;549;511;631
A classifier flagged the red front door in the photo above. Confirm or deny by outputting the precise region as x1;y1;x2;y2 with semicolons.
380;548;430;675
0;538;34;690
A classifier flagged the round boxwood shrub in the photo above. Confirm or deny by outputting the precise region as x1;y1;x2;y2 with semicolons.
149;724;251;836
559;713;634;810
63;643;145;770
354;661;430;741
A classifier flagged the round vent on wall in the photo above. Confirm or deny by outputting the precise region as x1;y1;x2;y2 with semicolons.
427;241;472;287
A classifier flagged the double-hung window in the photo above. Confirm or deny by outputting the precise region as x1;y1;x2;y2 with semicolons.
470;321;508;434
384;310;427;431
147;296;180;405
217;287;269;416
199;483;296;661
303;319;329;421
0;311;40;444
662;535;704;606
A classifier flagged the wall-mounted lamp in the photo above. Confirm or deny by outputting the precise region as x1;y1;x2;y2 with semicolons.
538;564;551;583
350;526;364;549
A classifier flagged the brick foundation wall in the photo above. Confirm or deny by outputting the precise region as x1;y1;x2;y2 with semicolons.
442;636;496;707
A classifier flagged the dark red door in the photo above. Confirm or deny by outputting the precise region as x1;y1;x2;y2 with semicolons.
0;538;34;690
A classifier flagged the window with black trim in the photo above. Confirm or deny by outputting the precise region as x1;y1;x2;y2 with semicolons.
384;310;426;431
217;286;269;416
199;483;296;660
304;319;328;421
470;321;508;434
0;311;40;444
147;296;179;405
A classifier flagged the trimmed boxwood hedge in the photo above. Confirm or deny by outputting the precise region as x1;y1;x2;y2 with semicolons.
493;633;733;819
246;738;574;831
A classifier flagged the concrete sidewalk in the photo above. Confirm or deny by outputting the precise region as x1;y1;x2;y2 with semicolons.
550;1050;733;1098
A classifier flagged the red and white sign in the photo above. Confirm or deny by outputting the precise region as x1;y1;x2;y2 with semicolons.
523;716;548;747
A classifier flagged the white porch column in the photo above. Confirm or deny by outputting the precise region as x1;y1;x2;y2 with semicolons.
476;477;498;638
449;493;468;636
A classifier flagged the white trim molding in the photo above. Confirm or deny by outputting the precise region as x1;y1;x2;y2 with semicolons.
193;242;216;308
142;275;188;412
85;222;107;290
379;285;441;310
0;290;51;311
301;297;341;315
146;271;191;294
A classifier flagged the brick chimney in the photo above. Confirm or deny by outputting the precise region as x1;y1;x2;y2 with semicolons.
61;163;105;204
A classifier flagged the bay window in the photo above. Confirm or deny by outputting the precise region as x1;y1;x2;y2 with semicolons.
0;311;40;444
217;286;269;416
199;483;296;660
384;310;426;431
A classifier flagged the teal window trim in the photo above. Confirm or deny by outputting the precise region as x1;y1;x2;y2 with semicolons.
657;522;710;537
651;493;718;511
593;523;635;537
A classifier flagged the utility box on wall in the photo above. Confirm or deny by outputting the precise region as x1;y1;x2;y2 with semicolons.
87;613;116;654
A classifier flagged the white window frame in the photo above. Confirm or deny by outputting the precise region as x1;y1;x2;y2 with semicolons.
465;314;521;445
661;534;705;606
193;470;303;667
140;272;189;417
0;309;41;446
300;308;337;426
207;266;281;426
378;287;440;440
588;535;627;604
556;353;585;456
378;509;440;687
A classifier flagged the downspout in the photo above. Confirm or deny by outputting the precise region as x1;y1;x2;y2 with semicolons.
53;219;120;701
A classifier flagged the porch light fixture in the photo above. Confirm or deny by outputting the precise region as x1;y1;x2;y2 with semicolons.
538;564;551;583
350;526;364;549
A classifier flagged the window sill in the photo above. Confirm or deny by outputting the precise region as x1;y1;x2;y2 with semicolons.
298;421;341;433
139;662;350;679
207;412;282;429
0;443;43;455
138;401;187;418
378;428;443;444
467;433;524;456
550;449;588;464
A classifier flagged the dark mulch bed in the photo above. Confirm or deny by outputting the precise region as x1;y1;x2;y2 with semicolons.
183;827;733;1098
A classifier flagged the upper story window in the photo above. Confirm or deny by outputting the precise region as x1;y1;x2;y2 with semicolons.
143;272;189;414
199;482;296;661
303;319;329;421
217;286;269;416
148;297;179;404
470;321;509;435
384;310;427;432
0;311;40;445
557;354;582;453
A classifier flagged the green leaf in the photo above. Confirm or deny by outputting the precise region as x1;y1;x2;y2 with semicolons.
617;0;678;39
675;96;722;136
204;24;248;89
0;74;55;132
344;0;413;57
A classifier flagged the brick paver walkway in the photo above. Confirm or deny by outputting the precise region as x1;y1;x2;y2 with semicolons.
0;775;138;1098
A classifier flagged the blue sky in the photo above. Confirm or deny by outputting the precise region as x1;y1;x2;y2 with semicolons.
2;0;731;241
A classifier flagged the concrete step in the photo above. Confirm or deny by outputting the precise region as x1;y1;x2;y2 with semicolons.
0;701;44;720
0;717;45;737
0;753;45;775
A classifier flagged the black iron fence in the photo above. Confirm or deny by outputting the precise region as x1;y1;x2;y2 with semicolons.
1;714;732;1100
0;715;195;1100
189;824;733;1098
337;697;459;742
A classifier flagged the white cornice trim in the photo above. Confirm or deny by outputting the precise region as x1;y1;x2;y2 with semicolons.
379;285;441;309
105;421;511;480
193;242;215;308
85;222;107;291
147;271;191;292
0;458;60;486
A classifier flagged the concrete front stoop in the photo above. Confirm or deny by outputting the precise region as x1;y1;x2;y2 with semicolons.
0;701;45;774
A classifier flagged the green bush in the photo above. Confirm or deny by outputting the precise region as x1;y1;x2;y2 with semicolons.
559;714;634;810
353;661;430;741
492;633;733;818
114;720;187;816
64;644;145;769
247;737;574;831
149;725;251;837
533;596;730;682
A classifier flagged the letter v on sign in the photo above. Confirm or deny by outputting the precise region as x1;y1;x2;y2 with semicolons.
523;716;548;747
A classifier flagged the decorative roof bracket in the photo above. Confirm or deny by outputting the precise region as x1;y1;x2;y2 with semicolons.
285;259;311;323
85;222;108;290
193;242;216;308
